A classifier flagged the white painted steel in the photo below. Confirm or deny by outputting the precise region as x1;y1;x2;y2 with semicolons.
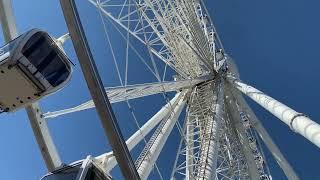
0;0;17;41
136;90;187;180
228;76;320;148
228;85;299;180
44;78;207;118
3;0;308;179
185;109;194;180
198;81;224;180
26;103;62;171
88;0;224;78
97;92;184;171
225;90;265;180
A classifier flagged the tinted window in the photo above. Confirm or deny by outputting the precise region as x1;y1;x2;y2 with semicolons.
41;166;80;180
85;166;108;180
0;34;22;55
22;32;70;87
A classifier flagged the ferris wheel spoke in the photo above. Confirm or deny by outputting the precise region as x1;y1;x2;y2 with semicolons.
95;91;185;172
89;0;187;78
89;0;220;79
135;90;188;180
43;77;208;118
96;0;124;86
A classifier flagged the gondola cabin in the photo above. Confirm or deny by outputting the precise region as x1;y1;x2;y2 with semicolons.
0;29;72;112
41;157;111;180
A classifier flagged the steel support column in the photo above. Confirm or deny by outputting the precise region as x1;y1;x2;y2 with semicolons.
59;0;140;179
227;83;299;180
228;76;320;148
97;92;185;172
225;90;262;180
26;103;62;171
186;107;194;180
136;90;187;180
43;77;209;118
198;80;224;180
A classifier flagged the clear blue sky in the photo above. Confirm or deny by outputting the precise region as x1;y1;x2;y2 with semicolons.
0;0;319;179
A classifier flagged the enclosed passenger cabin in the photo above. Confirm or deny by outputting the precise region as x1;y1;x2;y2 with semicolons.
0;29;72;112
40;159;111;180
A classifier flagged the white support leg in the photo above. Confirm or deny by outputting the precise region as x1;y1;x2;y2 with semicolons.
225;91;260;180
186;109;194;180
227;82;299;180
26;103;62;170
136;91;187;180
0;0;17;41
97;92;185;171
198;80;224;180
228;76;320;148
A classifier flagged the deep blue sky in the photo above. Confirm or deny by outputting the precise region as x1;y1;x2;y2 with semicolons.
0;0;319;179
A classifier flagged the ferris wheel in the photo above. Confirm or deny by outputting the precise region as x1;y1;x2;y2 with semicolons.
1;0;320;180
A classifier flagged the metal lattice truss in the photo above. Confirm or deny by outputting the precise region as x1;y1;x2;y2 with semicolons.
170;81;260;180
2;0;318;179
42;0;304;179
88;0;225;78
171;82;219;179
43;76;209;118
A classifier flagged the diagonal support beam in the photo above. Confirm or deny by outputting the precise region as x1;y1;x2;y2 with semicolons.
227;83;299;180
136;90;188;180
198;80;224;180
60;0;140;179
225;90;262;180
26;103;62;171
43;77;209;118
0;0;17;42
227;75;320;148
96;91;185;172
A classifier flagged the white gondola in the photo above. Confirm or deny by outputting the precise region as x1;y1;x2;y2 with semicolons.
40;157;111;180
0;29;72;112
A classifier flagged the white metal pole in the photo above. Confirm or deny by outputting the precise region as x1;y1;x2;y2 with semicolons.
186;110;194;180
43;77;209;118
137;91;187;180
0;0;17;41
198;80;224;180
0;0;62;171
228;76;320;148
26;103;63;170
60;1;140;178
225;92;260;180
228;85;299;180
98;92;184;171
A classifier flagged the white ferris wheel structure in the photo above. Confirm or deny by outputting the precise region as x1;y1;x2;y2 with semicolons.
0;0;320;179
